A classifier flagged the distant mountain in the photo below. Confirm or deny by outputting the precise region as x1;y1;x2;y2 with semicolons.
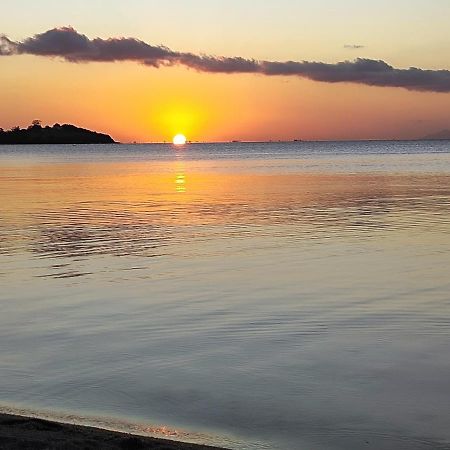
0;123;115;144
421;129;450;140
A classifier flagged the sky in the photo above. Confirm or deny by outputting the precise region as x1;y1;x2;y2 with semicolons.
1;0;449;142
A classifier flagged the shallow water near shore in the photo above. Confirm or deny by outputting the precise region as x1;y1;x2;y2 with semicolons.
1;141;450;450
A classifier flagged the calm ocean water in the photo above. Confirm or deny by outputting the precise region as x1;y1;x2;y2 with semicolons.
0;141;450;450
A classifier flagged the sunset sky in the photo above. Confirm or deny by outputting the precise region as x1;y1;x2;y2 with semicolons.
1;0;449;142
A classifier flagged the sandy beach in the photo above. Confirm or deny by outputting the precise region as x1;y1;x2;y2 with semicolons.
0;414;226;450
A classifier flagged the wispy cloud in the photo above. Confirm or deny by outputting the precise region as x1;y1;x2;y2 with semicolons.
1;27;450;93
344;44;366;49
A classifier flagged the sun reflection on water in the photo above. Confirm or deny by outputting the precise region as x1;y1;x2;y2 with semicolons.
174;155;187;193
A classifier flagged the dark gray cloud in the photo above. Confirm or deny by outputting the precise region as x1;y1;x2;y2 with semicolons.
1;27;449;93
260;58;450;92
177;53;260;74
344;44;366;49
15;27;177;65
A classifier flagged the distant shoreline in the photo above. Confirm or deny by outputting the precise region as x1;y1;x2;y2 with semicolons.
1;121;449;145
117;137;450;144
134;138;450;145
0;413;226;450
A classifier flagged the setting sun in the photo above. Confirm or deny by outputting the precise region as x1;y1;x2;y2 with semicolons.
173;134;187;146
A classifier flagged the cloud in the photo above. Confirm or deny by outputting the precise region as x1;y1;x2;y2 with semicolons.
1;27;450;93
15;27;177;65
260;59;450;92
344;44;366;49
0;35;18;55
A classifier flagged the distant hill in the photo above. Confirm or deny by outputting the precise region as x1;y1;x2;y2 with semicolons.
421;129;450;140
0;123;115;144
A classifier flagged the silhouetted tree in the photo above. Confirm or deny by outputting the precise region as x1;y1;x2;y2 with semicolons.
28;119;43;130
0;123;115;144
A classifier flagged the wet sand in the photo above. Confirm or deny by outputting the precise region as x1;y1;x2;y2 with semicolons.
0;414;226;449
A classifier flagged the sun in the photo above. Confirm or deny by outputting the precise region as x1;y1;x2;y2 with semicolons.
173;134;187;146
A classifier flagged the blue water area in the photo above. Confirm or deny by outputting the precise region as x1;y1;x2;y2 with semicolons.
0;141;449;449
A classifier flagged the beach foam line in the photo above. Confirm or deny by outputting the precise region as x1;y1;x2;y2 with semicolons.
0;404;267;450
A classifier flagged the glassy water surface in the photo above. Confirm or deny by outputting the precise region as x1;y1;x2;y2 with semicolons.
1;141;449;449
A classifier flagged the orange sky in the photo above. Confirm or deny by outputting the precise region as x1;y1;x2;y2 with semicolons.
1;0;449;142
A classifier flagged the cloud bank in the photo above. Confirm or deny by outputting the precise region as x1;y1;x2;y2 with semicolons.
1;27;449;93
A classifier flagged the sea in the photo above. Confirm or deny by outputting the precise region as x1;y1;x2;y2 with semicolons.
0;141;449;450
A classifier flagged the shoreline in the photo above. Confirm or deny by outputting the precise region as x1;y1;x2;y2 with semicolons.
0;413;228;449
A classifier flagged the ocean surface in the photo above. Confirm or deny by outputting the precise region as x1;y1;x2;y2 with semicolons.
0;141;449;450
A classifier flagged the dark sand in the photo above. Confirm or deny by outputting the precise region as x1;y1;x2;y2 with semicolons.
0;414;227;449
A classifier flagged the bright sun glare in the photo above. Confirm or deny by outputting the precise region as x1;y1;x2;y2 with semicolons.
173;134;187;146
